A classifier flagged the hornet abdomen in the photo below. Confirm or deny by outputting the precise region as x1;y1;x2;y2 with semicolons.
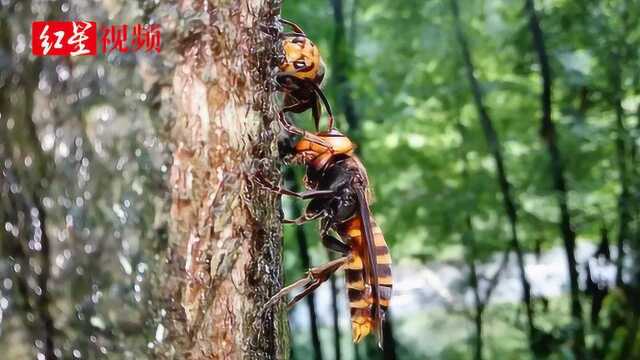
340;215;392;342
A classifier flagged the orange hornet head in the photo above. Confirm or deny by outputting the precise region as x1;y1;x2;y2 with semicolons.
280;36;325;84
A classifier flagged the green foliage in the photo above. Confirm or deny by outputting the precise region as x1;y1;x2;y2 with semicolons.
282;0;640;358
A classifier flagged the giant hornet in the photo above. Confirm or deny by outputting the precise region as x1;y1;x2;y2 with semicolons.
259;113;392;347
276;19;334;130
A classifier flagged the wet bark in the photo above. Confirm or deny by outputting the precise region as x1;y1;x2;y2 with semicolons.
523;0;585;358
450;0;536;350
160;1;288;358
0;12;55;354
0;149;55;360
23;61;56;360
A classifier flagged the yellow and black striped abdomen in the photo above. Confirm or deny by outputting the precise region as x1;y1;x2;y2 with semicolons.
341;216;392;343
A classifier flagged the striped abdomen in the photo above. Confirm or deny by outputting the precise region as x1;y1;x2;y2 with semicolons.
341;215;392;343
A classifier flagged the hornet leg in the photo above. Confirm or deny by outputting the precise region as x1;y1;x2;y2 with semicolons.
276;111;335;150
322;234;351;254
279;18;306;35
264;255;351;310
276;75;334;131
282;210;327;225
253;173;334;200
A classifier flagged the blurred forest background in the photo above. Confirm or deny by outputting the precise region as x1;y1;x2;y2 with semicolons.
1;0;640;359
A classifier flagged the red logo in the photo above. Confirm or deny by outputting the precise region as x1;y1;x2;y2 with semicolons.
32;21;97;56
32;21;161;56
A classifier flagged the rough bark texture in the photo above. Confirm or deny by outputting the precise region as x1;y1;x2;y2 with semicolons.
0;36;55;357
160;1;288;358
523;0;585;358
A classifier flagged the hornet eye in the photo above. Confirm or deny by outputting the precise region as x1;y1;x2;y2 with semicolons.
292;37;306;44
293;60;307;70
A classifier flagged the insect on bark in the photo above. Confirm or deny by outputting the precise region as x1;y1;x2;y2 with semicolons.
258;112;392;348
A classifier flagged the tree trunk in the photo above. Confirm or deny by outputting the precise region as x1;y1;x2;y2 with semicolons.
634;106;640;281
523;0;585;358
381;312;397;360
0;146;55;360
450;0;536;350
0;16;56;355
160;1;288;358
463;216;484;360
297;217;324;360
329;0;360;135
613;79;631;287
608;26;632;288
456;119;501;360
619;310;640;359
353;344;362;360
329;271;342;360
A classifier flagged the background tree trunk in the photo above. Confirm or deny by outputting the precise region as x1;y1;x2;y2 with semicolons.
0;18;55;357
524;0;585;358
286;169;324;360
328;271;342;360
160;1;288;358
450;0;536;351
329;0;359;135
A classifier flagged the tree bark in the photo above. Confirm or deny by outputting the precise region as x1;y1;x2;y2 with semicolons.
0;151;55;360
160;1;288;358
450;0;536;349
0;15;55;355
523;0;585;358
23;60;56;360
